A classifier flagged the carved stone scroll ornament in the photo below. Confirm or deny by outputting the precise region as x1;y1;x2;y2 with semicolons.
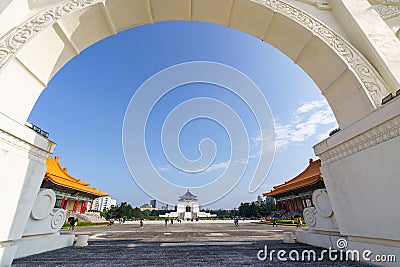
23;188;66;236
303;189;339;231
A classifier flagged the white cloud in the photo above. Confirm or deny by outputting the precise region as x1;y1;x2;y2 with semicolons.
273;100;337;150
204;158;249;173
157;165;173;173
251;129;275;156
157;158;249;174
294;100;326;114
204;160;229;172
158;100;337;172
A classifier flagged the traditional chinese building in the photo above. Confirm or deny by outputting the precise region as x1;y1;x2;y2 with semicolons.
263;159;325;217
41;156;109;214
160;190;216;220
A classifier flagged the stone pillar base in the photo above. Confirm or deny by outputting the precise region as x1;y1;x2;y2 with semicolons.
13;233;74;260
295;229;344;249
296;230;400;266
0;244;18;267
347;238;400;267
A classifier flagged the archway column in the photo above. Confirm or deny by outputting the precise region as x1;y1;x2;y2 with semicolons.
314;95;400;260
331;0;400;91
0;113;55;266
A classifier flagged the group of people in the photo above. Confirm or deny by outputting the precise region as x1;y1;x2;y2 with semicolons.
68;215;303;230
270;216;303;227
164;217;184;226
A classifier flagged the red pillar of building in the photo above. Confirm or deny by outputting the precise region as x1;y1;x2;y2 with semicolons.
299;197;304;210
60;197;66;210
80;201;86;214
73;200;79;213
302;197;307;208
89;201;93;211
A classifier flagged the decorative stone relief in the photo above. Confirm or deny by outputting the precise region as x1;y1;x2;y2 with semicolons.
0;0;101;69
369;0;400;20
294;0;331;11
373;5;400;20
303;189;339;232
23;189;66;236
316;115;400;164
369;0;400;5
251;0;389;108
0;0;391;109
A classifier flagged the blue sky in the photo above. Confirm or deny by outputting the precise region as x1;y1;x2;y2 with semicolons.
28;21;337;209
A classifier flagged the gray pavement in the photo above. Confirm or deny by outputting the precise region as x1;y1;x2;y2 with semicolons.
12;221;373;266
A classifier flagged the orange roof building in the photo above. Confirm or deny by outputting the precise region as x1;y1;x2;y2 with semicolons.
263;158;325;216
41;156;109;214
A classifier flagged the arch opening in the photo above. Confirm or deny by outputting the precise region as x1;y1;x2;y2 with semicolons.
0;0;391;128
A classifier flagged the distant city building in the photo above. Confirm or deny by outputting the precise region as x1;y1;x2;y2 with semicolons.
150;199;156;208
93;196;117;212
264;196;275;203
257;195;275;204
263;159;325;217
140;203;151;209
257;195;265;204
160;190;216;220
41;156;109;214
162;204;169;210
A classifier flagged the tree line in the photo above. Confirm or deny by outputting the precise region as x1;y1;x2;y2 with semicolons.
238;201;277;218
100;202;170;220
100;200;276;220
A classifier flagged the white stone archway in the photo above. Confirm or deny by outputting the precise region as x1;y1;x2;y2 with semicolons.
0;0;400;266
0;0;394;127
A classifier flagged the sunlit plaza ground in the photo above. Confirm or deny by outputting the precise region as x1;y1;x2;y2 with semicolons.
13;221;372;266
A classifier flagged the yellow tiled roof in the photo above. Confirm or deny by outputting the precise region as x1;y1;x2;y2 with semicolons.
44;156;109;197
263;159;323;197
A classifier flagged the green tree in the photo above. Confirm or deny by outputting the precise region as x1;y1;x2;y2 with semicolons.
132;207;142;218
142;209;151;218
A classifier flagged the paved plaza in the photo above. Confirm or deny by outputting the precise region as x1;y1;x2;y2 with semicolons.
13;221;372;266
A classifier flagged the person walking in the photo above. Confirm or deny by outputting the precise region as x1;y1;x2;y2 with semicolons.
139;218;144;228
296;217;301;228
165;218;168;227
272;217;277;227
68;217;75;230
234;217;239;227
